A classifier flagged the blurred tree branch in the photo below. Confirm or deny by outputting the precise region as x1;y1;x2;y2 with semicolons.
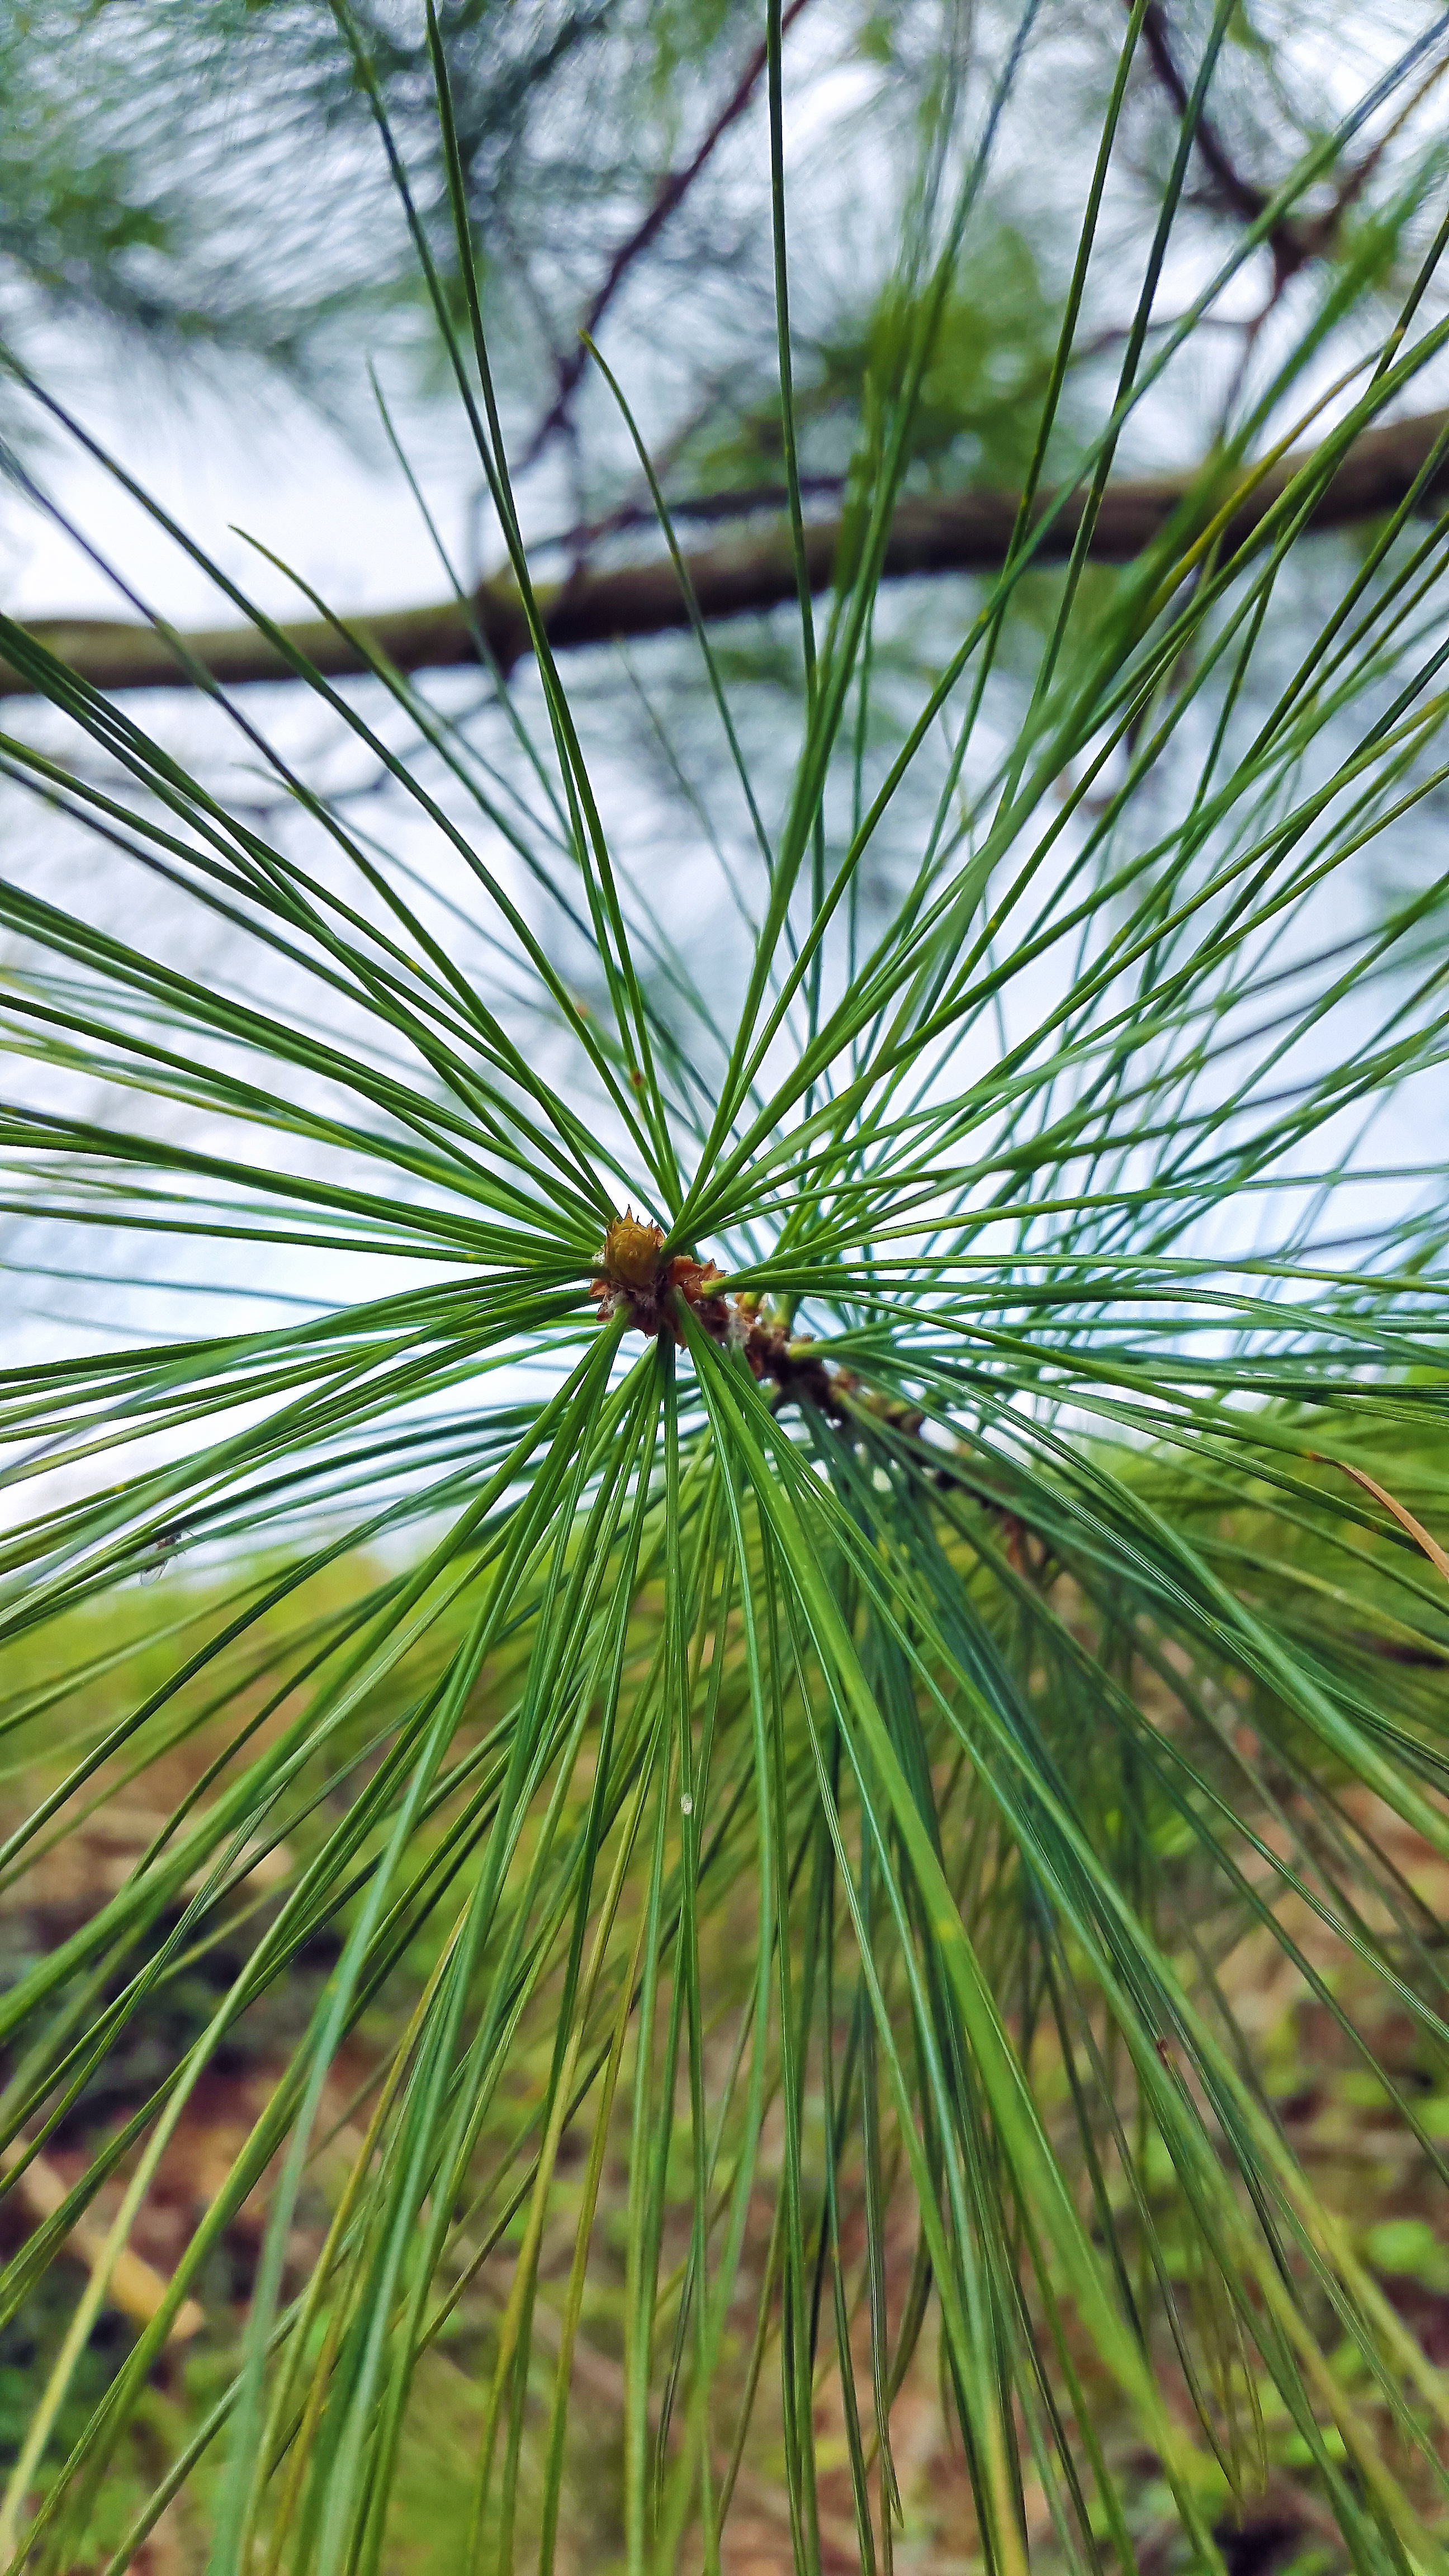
1135;2;1449;291
3;404;1444;700
1138;0;1313;286
516;0;819;471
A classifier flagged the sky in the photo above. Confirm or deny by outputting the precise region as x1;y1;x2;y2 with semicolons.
6;371;480;632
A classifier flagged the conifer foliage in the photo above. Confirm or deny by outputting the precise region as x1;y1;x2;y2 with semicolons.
2;3;1449;2569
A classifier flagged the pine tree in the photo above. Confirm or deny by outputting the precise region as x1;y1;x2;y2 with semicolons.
2;4;1449;2569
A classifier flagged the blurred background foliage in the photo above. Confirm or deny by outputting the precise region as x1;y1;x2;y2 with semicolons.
6;0;1444;533
4;1431;1449;2574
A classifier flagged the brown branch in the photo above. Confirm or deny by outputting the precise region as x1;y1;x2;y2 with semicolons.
3;406;1445;703
533;469;847;555
1134;2;1330;293
517;0;817;471
1136;4;1449;290
1134;3;1278;248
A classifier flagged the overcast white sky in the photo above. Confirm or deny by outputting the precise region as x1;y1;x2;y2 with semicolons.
5;372;484;629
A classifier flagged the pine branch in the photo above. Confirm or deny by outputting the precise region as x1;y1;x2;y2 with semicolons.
3;404;1443;700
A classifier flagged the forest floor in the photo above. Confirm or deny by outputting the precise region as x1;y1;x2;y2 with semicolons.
4;1566;1448;2575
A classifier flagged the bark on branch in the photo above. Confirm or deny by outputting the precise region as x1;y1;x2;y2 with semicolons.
517;0;817;470
3;408;1444;703
1137;1;1312;285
